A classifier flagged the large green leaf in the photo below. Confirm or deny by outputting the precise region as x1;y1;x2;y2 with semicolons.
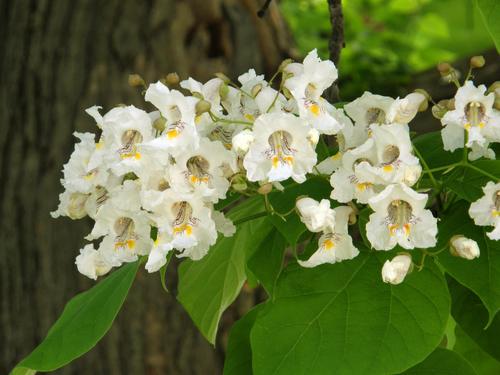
444;160;500;202
250;252;450;375
223;305;265;375
14;261;140;372
413;131;462;171
267;177;331;245
177;197;272;344
437;201;500;322
402;348;477;375
475;0;500;51
449;278;500;363
247;230;287;297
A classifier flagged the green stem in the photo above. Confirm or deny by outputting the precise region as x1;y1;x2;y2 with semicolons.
422;162;461;174
413;144;440;190
465;163;500;182
209;111;253;126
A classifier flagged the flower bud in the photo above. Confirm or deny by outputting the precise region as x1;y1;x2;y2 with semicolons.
307;128;320;146
67;193;89;220
153;117;166;132
296;197;335;233
195;99;211;115
437;62;452;76
165;72;180;86
431;99;454;119
215;72;231;83
232;129;254;154
128;74;145;87
219;83;229;100
450;235;480;260
251;83;263;97
231;175;248;192
257;183;273;195
381;254;412;285
279;58;293;72
470;55;485;68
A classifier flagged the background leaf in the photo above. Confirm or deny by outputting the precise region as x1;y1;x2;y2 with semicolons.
475;0;500;51
402;348;477;375
177;197;272;344
250;252;450;375
15;261;140;372
437;201;500;322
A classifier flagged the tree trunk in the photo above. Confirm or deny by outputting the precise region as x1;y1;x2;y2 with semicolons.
0;0;293;373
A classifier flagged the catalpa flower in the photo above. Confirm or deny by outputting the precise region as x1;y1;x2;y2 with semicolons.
330;139;380;204
243;113;317;183
145;81;199;155
75;244;113;280
354;124;421;186
381;254;412;285
169;138;235;202
366;184;437;250
469;181;500;240
285;49;343;135
299;206;359;267
441;81;500;160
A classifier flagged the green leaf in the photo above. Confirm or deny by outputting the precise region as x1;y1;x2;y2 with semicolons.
223;305;265;375
247;230;287;297
475;0;500;51
413;131;462;171
14;261;140;372
454;324;500;374
10;368;36;375
437;201;500;322
402;348;477;375
177;197;273;344
250;252;450;375
449;278;500;363
358;207;371;248
444;160;500;202
267;177;331;245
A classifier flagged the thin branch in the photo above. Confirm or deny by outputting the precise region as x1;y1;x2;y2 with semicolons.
326;0;344;103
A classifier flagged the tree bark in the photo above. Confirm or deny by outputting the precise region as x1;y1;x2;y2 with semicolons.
0;0;293;373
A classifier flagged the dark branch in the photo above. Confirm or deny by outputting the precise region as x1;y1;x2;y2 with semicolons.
257;0;273;18
327;0;345;65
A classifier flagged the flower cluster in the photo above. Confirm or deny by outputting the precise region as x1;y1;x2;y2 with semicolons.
52;49;500;285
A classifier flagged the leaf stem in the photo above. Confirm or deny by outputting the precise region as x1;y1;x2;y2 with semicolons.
233;211;268;225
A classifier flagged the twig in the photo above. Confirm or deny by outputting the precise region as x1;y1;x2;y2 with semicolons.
325;0;344;108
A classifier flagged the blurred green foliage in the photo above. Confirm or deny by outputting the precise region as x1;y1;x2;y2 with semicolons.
280;0;494;100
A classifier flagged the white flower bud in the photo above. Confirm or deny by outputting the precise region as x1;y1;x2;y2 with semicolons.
232;130;254;154
381;254;412;285
296;197;335;233
307;128;320;146
403;164;422;186
75;244;112;280
450;235;480;260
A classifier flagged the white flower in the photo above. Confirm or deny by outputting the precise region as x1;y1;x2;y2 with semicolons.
296;197;335;233
153;191;217;260
330;139;380;204
441;81;500;159
381;254;412;285
387;92;426;124
243;113;317;183
232;129;255;154
354;124;421;186
366;184;437;250
285;50;342;135
298;206;359;267
469;181;500;240
144;81;199;155
169;138;235;202
212;210;236;237
51;191;90;220
145;232;174;273
344;92;394;126
450;235;480;259
75;244;112;280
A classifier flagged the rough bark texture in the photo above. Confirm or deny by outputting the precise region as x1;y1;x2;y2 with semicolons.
0;0;293;373
325;0;344;103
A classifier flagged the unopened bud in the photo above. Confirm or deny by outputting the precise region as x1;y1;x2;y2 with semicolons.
219;83;229;100
123;172;138;181
282;86;293;99
231;175;248;192
413;90;430;112
431;99;453;119
437;62;452;76
153;117;166;132
251;83;263;97
450;235;480;260
307;128;320;146
278;58;293;72
381;254;412;285
165;72;180;86
470;55;485;68
257;183;273;195
195;99;211;115
487;81;500;94
232;129;254;154
215;72;231;83
128;74;145;87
